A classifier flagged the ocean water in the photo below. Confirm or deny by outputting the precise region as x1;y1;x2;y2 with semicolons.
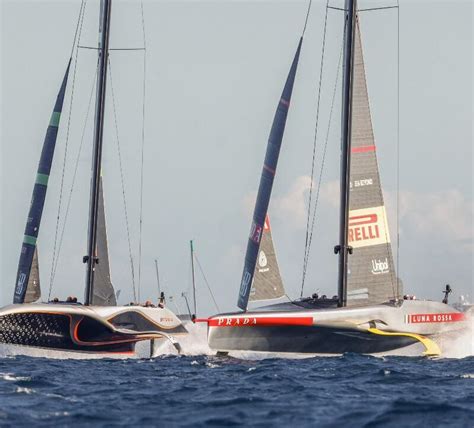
1;324;473;427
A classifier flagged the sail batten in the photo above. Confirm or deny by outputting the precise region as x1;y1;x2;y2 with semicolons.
237;39;302;310
13;62;71;304
346;20;400;306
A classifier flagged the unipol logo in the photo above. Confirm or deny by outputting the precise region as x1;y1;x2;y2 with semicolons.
371;258;389;275
348;206;391;249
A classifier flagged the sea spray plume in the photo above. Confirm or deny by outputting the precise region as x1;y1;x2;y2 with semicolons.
439;310;474;358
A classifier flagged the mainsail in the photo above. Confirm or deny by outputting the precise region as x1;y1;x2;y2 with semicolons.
346;20;400;306
13;62;71;304
249;215;285;302
237;38;302;310
91;177;116;306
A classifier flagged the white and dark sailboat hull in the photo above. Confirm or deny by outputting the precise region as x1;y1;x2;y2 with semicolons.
0;303;187;356
207;300;467;356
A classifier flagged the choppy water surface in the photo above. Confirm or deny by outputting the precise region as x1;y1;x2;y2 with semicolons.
0;352;473;427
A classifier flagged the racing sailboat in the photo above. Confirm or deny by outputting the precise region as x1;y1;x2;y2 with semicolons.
204;0;467;356
0;0;186;356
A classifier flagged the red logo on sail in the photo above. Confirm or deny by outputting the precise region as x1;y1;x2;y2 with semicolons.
349;213;380;243
348;206;390;248
264;215;271;232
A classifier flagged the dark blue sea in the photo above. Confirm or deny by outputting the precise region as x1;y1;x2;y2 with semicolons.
1;350;473;427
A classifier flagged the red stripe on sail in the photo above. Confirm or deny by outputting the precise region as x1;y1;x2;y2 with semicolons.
352;145;376;153
207;316;314;327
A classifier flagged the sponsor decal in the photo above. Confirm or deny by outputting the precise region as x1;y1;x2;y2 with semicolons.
239;270;252;298
349;206;390;249
405;313;465;324
371;258;389;275
209;316;313;327
258;251;268;268
350;178;374;189
249;221;263;244
15;272;27;296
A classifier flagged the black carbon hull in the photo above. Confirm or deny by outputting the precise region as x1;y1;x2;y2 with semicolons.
0;304;187;356
207;300;467;356
209;324;417;354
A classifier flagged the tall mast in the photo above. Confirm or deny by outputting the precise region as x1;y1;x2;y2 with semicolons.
190;240;197;315
336;0;357;307
85;0;112;306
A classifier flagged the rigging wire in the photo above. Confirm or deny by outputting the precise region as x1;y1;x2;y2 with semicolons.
108;59;138;303
300;31;345;298
48;64;99;300
396;0;401;298
302;0;313;36
300;0;330;297
48;0;87;299
194;253;221;313
137;0;147;303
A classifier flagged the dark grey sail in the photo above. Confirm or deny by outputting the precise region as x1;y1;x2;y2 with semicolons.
13;62;70;304
346;20;400;306
249;215;285;302
91;177;116;306
24;248;41;303
237;39;302;310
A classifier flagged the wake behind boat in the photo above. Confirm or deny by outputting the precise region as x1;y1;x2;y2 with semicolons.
203;0;467;356
0;0;187;357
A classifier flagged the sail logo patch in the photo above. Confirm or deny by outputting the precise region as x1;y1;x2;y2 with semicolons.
349;206;390;249
371;258;389;275
405;313;465;324
239;270;252;298
249;221;263;244
350;178;373;189
258;251;268;270
15;272;27;296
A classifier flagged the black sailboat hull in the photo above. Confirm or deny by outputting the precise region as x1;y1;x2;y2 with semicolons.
0;304;187;356
207;300;467;356
209;324;417;354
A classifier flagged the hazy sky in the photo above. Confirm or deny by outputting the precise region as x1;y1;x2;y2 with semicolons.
1;0;472;315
